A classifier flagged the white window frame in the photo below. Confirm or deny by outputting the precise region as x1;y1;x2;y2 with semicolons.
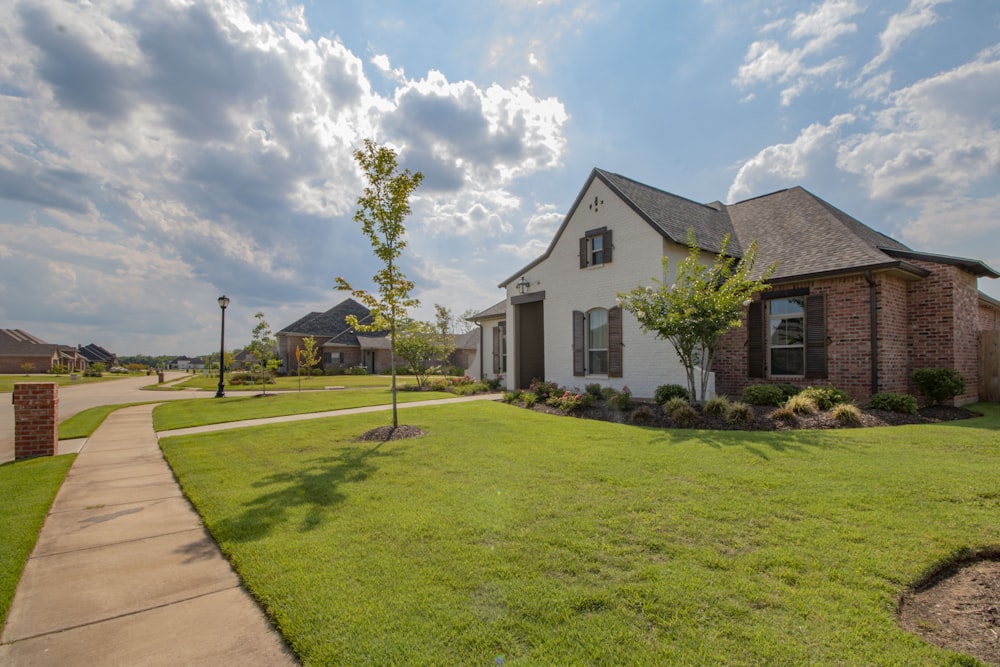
768;297;805;376
587;308;609;375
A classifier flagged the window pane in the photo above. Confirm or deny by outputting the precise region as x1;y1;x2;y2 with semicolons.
589;350;608;374
770;348;804;375
769;318;804;346
589;309;608;348
769;297;804;315
590;236;604;265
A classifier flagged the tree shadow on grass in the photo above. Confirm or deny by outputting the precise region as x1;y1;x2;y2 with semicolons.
215;442;404;542
643;427;847;461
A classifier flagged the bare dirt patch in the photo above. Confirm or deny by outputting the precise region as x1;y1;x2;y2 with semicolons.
899;556;1000;666
354;425;427;442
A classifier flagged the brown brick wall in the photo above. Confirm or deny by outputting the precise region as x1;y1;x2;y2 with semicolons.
13;383;59;460
981;301;1000;330
906;261;979;404
717;265;983;404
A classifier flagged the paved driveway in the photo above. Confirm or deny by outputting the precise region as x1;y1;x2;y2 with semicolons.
1;372;210;464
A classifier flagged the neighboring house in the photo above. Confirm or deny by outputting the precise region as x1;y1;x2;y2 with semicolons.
0;328;87;374
491;168;1000;404
78;343;117;367
168;355;194;370
277;298;480;376
276;299;391;374
468;300;507;381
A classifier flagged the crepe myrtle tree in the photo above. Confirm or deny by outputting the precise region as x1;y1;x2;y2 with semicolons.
335;138;424;430
247;311;280;396
617;229;774;405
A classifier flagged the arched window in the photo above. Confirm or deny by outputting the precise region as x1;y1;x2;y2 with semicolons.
587;308;609;375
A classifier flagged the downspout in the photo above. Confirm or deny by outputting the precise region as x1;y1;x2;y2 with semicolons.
477;322;484;380
864;270;878;396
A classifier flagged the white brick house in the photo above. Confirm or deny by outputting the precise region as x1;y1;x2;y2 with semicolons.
476;168;999;401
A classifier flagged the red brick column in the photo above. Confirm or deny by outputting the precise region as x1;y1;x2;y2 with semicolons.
13;383;59;460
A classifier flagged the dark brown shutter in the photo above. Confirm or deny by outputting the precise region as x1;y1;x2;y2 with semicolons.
492;326;501;374
573;310;585;376
805;294;827;379
608;305;622;377
579;237;588;269
748;300;764;378
603;229;613;264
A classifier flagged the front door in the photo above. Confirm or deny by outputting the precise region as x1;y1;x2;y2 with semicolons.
363;350;375;374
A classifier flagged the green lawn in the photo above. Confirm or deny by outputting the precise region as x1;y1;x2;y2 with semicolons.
160;401;1000;666
152;388;455;431
0;455;75;629
170;373;420;392
59;403;150;440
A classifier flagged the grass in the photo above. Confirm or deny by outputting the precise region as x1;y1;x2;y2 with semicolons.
170;373;421;392
0;455;75;629
152;388;455;431
58;403;149;440
160;401;1000;666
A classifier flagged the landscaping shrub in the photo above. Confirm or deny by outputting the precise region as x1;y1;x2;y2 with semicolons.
485;376;504;391
663;397;699;426
521;393;537;408
742;384;785;406
654;384;689;404
799;385;850;410
630;404;655;425
785;394;818;415
704;395;731;415
343;366;369;375
529;379;561;402
451;382;488;396
725;401;755;425
547;390;593;411
769;406;797;423
911;367;965;405
776;384;802;402
502;391;521;404
229;371;275;386
608;386;632;411
585;383;604;399
868;392;918;414
49;364;69;375
832;403;862;425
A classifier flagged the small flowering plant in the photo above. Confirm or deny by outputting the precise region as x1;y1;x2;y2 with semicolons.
546;389;594;411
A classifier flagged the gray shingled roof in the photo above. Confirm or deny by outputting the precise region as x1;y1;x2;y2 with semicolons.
596;169;736;255
276;298;381;347
726;187;918;280
469;300;506;321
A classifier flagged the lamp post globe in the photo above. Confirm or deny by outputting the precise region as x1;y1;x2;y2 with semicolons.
215;295;230;398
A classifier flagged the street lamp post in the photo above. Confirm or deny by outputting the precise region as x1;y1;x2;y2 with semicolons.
215;295;230;398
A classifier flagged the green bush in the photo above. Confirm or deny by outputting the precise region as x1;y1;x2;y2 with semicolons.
49;364;70;375
654;384;690;404
725;401;755;425
529;379;561;402
868;392;918;414
608;386;632;411
704;395;731;415
502;391;521;404
799;385;850;410
911;368;965;405
776;384;802;402
343;366;369;375
663;397;699;426
452;382;489;396
832;403;862;425
546;390;593;411
485;376;504;391
742;384;785;406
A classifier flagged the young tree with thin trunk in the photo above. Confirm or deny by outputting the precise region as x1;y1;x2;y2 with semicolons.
335;138;424;430
248;311;280;396
617;230;775;404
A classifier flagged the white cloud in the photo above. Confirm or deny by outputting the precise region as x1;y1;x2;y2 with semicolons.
734;0;861;105
861;0;950;76
728;113;856;202
0;0;570;351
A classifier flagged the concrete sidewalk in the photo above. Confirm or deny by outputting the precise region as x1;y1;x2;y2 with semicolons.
0;404;298;666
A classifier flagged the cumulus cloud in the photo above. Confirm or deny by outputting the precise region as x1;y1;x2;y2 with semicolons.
0;0;569;351
734;0;861;105
861;0;950;77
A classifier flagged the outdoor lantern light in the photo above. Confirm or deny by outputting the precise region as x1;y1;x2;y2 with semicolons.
215;295;230;398
516;276;530;295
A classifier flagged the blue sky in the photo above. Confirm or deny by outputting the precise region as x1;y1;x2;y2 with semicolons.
1;0;998;354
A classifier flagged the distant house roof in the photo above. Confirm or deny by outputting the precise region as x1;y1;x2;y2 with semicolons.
502;168;999;286
78;343;115;363
277;298;386;347
0;328;60;358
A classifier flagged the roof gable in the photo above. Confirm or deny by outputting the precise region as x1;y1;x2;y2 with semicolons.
276;298;380;347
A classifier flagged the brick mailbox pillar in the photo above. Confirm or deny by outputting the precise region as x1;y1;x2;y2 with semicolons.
13;383;59;460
